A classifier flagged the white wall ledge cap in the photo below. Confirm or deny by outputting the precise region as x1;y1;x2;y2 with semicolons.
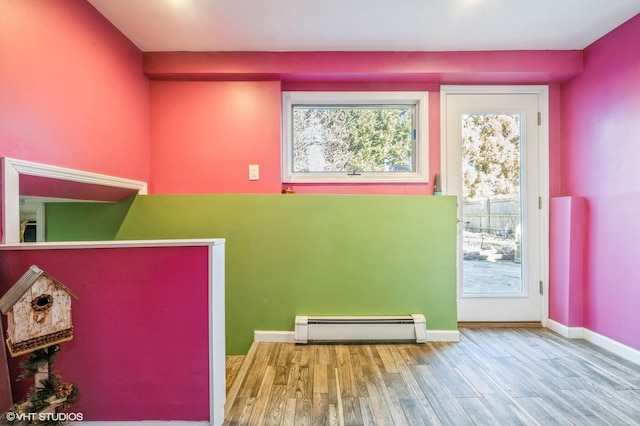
0;239;226;250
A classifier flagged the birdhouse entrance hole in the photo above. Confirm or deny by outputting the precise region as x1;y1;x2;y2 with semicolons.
31;294;54;311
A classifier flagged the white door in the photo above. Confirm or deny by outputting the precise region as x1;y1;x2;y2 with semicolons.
442;87;547;322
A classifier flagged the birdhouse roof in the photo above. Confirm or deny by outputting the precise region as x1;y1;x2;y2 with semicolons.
0;265;78;315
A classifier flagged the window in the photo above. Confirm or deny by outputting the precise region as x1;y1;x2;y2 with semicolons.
282;91;429;183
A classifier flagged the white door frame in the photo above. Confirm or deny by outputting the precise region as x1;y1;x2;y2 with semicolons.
440;85;549;325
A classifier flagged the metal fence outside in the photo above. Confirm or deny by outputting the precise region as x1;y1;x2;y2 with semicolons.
463;195;520;238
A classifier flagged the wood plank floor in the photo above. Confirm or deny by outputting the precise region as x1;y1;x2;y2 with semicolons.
224;327;640;425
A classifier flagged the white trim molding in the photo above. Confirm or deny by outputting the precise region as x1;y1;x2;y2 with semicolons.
282;91;429;184
426;329;460;342
6;158;148;191
2;157;148;244
254;329;460;343
440;85;550;324
254;330;296;343
546;319;640;366
545;318;585;339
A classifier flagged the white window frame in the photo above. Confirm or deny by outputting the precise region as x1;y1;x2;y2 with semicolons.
282;91;429;183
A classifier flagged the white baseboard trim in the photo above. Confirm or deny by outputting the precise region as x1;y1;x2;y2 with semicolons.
426;329;460;342
254;329;460;343
546;319;640;366
582;328;640;366
545;318;584;339
254;330;296;343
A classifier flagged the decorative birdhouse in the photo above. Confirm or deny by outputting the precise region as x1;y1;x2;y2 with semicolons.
0;265;78;357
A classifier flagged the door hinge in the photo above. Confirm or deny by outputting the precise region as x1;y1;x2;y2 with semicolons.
539;281;544;295
537;112;541;126
538;196;542;210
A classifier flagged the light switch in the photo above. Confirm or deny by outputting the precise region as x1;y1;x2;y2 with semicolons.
249;164;260;181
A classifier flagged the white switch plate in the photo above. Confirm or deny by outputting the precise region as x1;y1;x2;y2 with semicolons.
249;164;260;180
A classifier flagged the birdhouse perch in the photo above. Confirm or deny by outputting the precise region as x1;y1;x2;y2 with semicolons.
0;265;78;357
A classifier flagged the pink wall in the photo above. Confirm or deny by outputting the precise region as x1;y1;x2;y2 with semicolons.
150;79;443;195
549;197;586;327
0;0;149;182
559;14;640;349
0;246;211;421
548;84;564;197
146;80;442;197
0;2;583;198
144;50;584;84
147;52;577;195
150;80;282;194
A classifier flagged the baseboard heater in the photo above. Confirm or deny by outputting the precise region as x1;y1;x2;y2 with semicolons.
294;314;427;344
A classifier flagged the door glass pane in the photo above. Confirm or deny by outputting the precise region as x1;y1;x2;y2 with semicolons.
461;113;523;295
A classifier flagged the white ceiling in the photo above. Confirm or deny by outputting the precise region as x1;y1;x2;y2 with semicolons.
87;0;640;52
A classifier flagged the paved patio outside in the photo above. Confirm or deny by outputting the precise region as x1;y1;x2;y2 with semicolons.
463;258;522;294
462;230;522;294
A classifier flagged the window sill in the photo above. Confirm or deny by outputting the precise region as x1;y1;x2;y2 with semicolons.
283;172;429;184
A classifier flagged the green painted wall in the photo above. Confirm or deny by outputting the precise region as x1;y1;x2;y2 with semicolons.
116;194;457;355
45;196;135;241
